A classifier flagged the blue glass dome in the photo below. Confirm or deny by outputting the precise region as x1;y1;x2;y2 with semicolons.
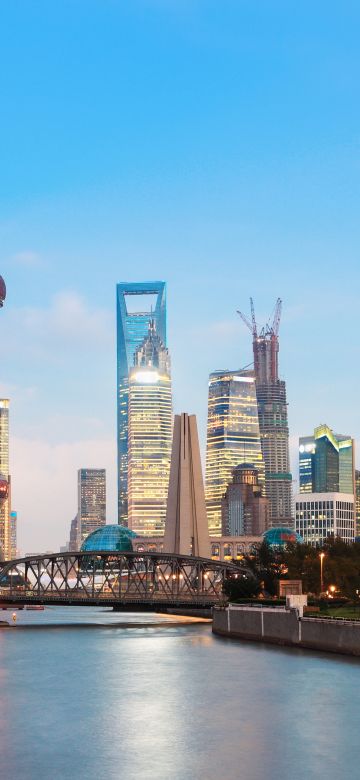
262;527;303;548
81;525;138;553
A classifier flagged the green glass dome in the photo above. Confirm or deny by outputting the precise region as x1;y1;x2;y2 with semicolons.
81;525;138;553
262;527;303;548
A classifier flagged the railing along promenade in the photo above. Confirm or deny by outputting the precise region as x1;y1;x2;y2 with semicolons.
0;551;242;608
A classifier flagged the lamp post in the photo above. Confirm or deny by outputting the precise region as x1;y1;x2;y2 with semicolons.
319;552;325;595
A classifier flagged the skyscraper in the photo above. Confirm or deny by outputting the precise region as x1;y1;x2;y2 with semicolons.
221;464;269;536
10;510;17;559
116;282;166;524
237;299;292;527
299;436;316;492
355;470;360;537
296;425;355;545
78;469;106;544
0;400;10;559
68;514;79;552
127;321;172;536
299;425;355;494
205;370;265;535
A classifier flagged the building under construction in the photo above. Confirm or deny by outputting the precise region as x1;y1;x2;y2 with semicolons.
238;298;293;528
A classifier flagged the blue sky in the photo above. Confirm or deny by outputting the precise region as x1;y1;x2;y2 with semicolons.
1;0;359;552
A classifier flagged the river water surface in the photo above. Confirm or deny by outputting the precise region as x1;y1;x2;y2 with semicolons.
0;607;359;780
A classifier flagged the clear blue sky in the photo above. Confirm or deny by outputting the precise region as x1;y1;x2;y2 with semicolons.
1;0;359;552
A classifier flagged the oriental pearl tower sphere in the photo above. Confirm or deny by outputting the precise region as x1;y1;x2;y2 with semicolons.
0;276;6;307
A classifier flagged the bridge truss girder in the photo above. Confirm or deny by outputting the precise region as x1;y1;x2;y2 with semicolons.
0;551;243;607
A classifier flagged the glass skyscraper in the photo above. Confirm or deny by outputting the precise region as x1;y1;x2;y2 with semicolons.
205;370;265;535
299;425;355;495
116;282;166;524
299;436;316;492
78;468;106;543
128;322;172;536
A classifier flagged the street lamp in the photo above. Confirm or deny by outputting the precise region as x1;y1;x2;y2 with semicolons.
319;552;325;594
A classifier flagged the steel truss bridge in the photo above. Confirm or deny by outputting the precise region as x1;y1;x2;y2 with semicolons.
0;551;242;609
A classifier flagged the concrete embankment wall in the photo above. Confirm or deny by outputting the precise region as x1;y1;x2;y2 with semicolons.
213;606;360;656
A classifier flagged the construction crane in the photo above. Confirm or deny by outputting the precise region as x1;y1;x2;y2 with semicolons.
237;297;258;337
238;297;282;338
272;297;282;336
250;297;257;337
236;308;253;334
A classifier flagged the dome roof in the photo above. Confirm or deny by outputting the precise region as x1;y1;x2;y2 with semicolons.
262;527;303;548
81;524;138;553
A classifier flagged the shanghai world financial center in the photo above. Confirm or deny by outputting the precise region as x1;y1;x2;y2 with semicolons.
116;282;167;525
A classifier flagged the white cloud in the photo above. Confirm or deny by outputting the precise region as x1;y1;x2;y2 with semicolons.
11;250;43;268
0;290;114;360
11;435;117;555
22;290;112;343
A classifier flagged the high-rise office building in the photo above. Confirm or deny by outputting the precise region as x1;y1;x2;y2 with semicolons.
69;514;80;551
221;464;269;536
205;370;265;535
116;282;166;524
299;436;316;492
299;425;355;494
0;400;10;559
238;299;292;527
296;426;355;545
355;470;360;537
78;469;106;544
128;322;172;536
10;510;17;559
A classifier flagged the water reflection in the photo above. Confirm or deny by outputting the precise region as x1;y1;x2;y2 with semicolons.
0;609;359;780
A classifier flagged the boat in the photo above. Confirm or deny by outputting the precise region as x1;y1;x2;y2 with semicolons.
26;605;45;611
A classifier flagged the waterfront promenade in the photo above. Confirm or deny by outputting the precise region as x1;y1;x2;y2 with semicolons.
213;604;360;656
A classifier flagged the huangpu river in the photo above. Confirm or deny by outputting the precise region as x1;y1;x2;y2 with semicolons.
0;607;359;780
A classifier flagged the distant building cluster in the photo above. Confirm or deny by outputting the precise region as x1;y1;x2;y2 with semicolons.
63;280;357;558
295;424;356;545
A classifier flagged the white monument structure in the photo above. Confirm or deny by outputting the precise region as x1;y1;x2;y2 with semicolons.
164;413;211;558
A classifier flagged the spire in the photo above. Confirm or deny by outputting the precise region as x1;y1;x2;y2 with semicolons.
134;319;171;374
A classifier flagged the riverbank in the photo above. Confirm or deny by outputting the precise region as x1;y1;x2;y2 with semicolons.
213;604;360;657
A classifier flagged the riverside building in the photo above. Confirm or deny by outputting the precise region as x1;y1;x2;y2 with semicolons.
128;321;172;536
295;494;355;545
78;469;106;543
116;281;166;524
205;370;265;535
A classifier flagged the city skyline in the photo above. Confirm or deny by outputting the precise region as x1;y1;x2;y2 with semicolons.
1;1;359;552
1;274;359;554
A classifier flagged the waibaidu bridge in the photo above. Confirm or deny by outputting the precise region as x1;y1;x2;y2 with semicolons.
0;413;248;611
0;551;243;609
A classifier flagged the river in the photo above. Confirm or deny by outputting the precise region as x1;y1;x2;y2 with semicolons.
0;607;358;779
